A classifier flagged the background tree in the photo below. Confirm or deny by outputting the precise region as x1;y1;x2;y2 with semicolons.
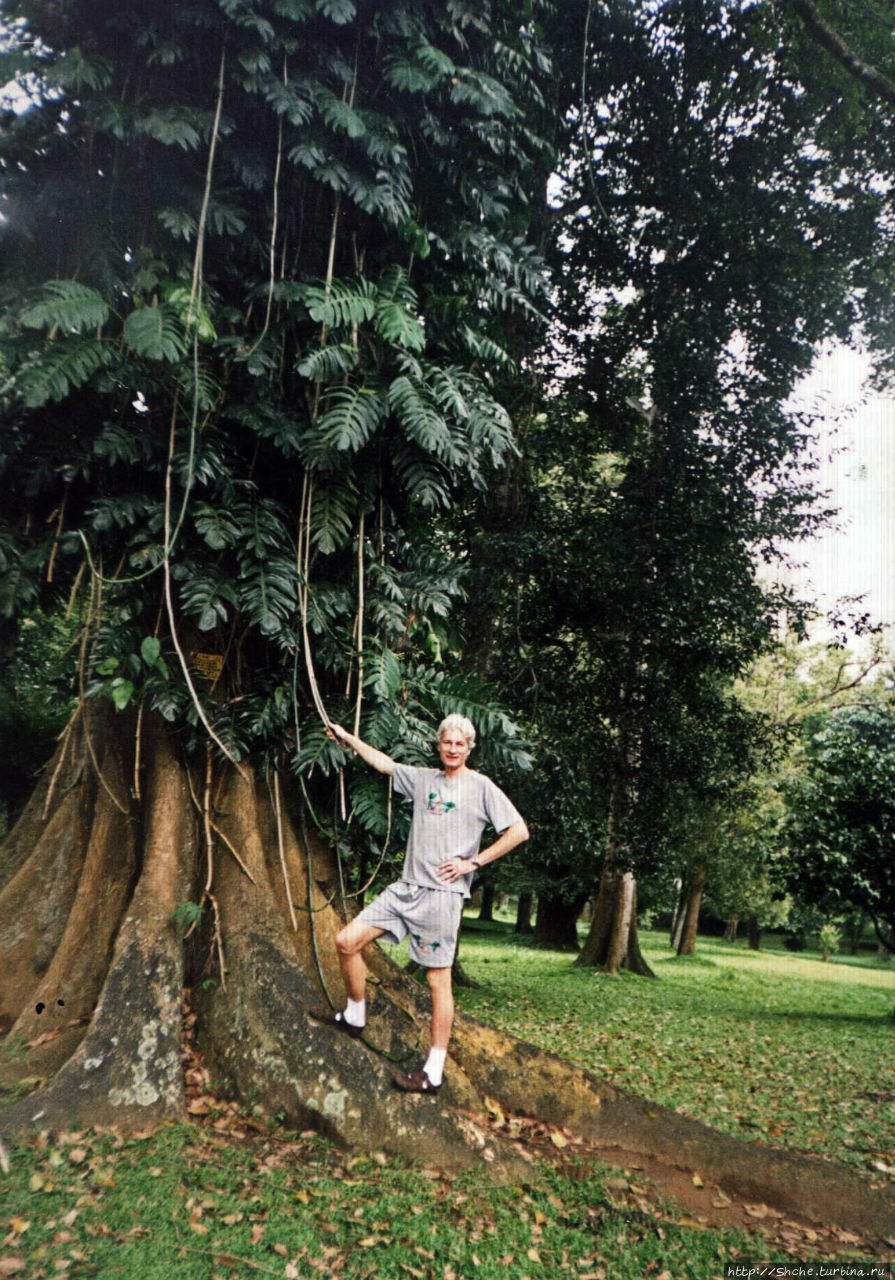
504;0;895;974
785;699;895;961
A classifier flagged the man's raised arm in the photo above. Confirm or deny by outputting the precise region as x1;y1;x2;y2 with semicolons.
328;723;395;775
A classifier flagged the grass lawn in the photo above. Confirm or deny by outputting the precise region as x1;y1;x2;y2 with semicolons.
2;923;893;1278
454;919;895;1180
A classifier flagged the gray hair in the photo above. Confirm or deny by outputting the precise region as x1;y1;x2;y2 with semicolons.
437;713;476;749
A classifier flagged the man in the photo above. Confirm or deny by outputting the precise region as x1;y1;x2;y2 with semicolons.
309;713;529;1094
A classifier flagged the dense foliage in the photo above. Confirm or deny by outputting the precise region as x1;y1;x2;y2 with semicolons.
0;0;556;859
786;700;895;952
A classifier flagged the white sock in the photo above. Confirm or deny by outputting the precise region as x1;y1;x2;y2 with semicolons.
343;997;365;1028
423;1047;447;1086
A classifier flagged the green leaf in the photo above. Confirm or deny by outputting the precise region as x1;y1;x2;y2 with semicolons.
123;305;187;361
296;343;359;381
315;0;356;23
304;278;376;328
16;339;110;406
141;636;161;668
110;677;135;710
21;281;110;333
317;385;386;451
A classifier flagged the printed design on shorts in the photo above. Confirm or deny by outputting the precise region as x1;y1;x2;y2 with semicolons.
427;790;456;816
411;932;441;957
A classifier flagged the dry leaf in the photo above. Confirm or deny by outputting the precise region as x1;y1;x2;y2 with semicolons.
285;1265;300;1279
526;1247;541;1262
691;1173;704;1187
549;1130;567;1149
69;1148;87;1165
273;1243;288;1257
250;1223;265;1246
189;1220;210;1236
221;1213;243;1225
28;1174;44;1192
0;1260;26;1277
744;1203;769;1219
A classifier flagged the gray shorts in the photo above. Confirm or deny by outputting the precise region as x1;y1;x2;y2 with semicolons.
354;881;464;968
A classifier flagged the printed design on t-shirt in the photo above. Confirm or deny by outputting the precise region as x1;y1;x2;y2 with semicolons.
426;790;456;816
411;933;441;956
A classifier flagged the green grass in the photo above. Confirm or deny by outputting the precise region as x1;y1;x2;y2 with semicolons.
0;1121;777;1278
454;918;895;1178
3;924;894;1277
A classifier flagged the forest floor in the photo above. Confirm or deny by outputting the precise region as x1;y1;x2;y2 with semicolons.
1;922;893;1279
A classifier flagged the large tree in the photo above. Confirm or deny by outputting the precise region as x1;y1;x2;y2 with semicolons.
0;0;567;1166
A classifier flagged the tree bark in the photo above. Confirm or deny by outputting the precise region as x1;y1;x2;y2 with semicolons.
478;882;496;922
724;915;739;943
514;891;534;934
669;878;685;950
747;918;762;950
575;865;655;976
531;891;586;951
676;866;706;957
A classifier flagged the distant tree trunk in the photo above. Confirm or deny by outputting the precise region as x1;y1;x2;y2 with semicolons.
669;878;685;950
676;866;706;957
532;892;586;951
478;882;496;922
574;755;655;977
724;916;739;942
514;891;534;934
879;941;892;963
747;918;762;950
575;866;655;976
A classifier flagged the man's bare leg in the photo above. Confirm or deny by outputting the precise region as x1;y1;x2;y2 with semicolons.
335;918;385;1006
309;919;385;1034
426;965;454;1049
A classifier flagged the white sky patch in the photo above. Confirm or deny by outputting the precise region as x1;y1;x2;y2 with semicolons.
770;344;895;639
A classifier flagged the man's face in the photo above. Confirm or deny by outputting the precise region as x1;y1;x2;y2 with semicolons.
438;731;471;773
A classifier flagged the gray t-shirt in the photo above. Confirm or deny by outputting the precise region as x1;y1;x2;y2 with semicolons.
391;764;523;898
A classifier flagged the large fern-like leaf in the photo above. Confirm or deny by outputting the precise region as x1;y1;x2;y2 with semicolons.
16;339;110;406
388;376;451;457
317;385;386;451
303;277;376;328
237;555;297;640
123;304;188;361
296;343;359;381
20;281;109;333
308;478;357;554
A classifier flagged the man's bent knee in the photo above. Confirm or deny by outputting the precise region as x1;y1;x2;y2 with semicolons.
336;921;383;956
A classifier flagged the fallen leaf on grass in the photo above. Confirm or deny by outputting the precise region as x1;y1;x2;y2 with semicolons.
691;1173;704;1187
549;1130;568;1149
0;1260;25;1277
250;1223;265;1246
272;1243;288;1257
744;1202;769;1219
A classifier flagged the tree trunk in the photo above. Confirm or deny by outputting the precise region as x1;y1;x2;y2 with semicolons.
478;882;496;922
676;866;706;957
5;714;895;1243
747;919;762;950
532;892;586;951
514;891;534;934
724;915;739;943
575;865;656;976
669;878;685;950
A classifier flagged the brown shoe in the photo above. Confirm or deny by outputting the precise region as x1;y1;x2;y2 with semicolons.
307;1004;364;1038
393;1066;441;1094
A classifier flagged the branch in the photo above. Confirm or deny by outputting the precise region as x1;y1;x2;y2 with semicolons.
790;0;895;106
